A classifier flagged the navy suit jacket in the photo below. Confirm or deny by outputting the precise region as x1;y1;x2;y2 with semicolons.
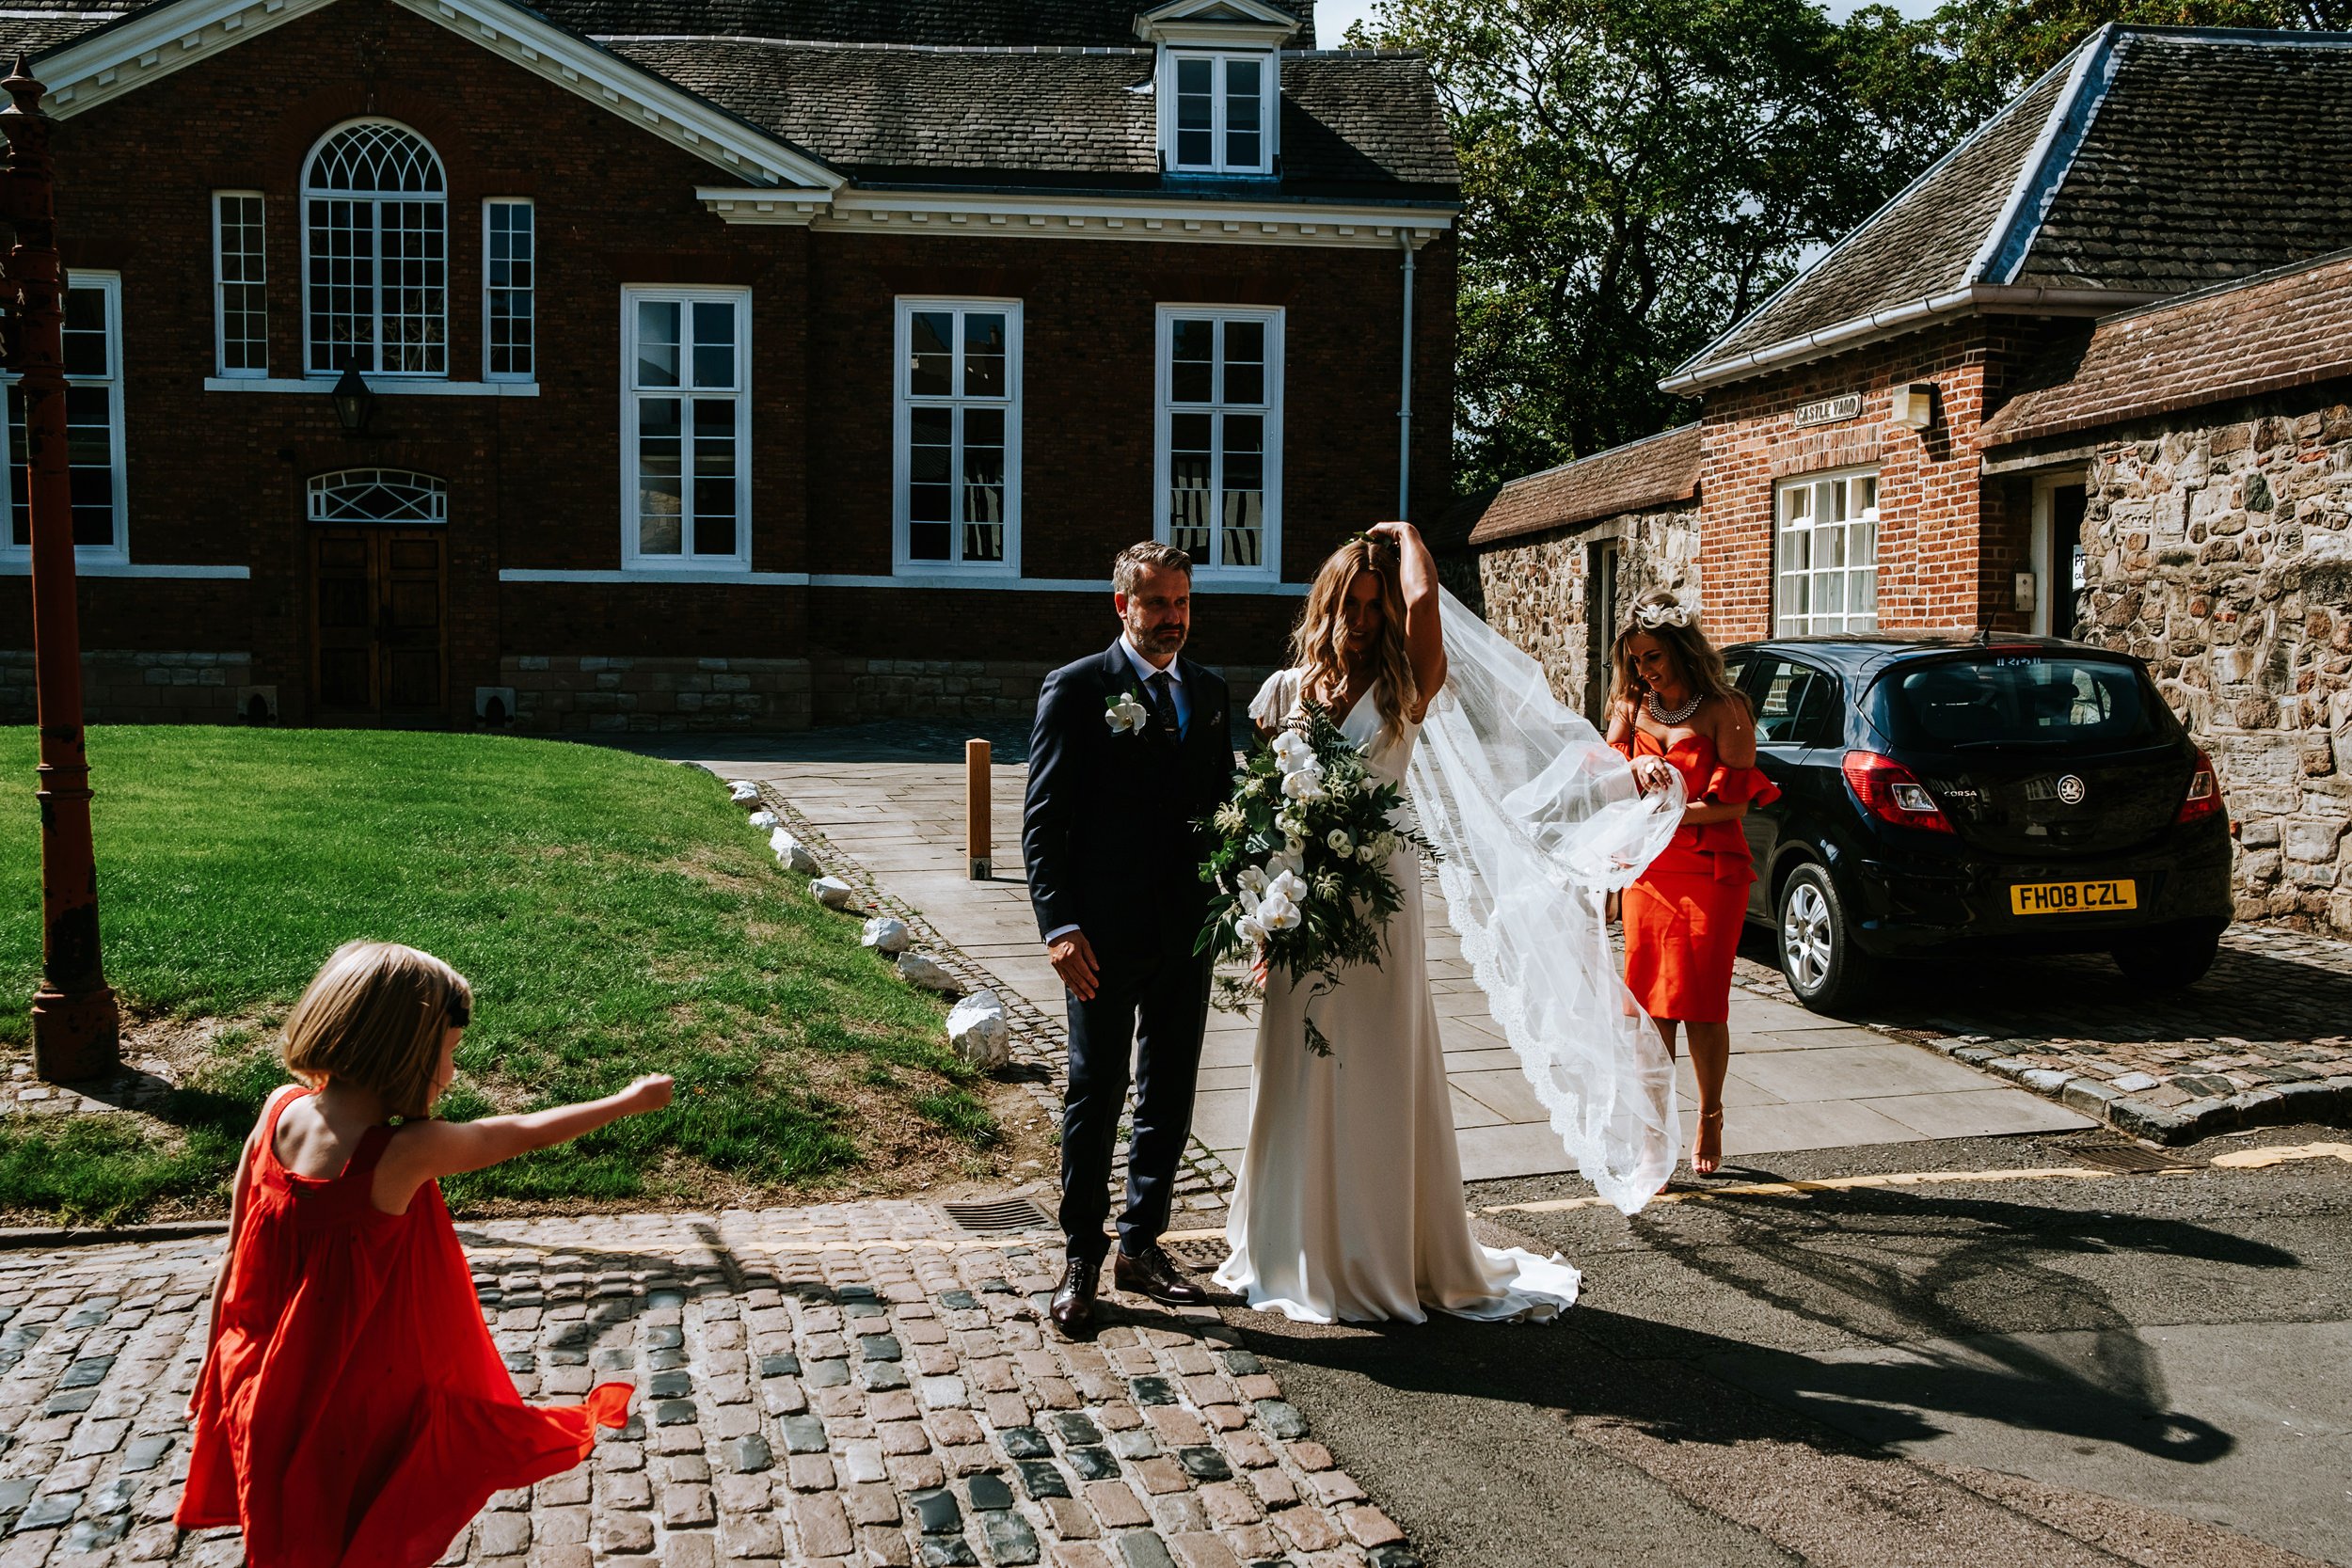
1023;639;1235;959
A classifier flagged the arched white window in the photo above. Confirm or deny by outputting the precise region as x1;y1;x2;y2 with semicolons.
304;121;447;377
307;468;448;524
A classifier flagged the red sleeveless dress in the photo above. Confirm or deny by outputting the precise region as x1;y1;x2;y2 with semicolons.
177;1088;631;1568
1613;729;1778;1025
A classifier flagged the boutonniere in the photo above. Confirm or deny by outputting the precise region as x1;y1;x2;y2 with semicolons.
1104;689;1149;734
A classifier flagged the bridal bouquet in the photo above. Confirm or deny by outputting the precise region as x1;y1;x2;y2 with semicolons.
1197;704;1432;1054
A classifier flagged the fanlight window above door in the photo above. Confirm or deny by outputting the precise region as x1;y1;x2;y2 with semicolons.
307;468;448;524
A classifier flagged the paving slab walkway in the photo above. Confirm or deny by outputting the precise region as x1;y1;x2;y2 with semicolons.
679;734;2090;1184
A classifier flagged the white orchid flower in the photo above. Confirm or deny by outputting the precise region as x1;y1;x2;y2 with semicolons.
1280;766;1327;802
1270;730;1315;773
1265;870;1310;906
1235;914;1269;945
1257;893;1302;932
1238;865;1270;895
1237;885;1263;917
1105;691;1150;733
1267;851;1304;880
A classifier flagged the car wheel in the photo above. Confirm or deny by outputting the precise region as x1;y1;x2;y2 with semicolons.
2111;924;2223;990
1777;863;1875;1012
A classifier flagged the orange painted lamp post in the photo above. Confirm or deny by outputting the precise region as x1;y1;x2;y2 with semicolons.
1;58;119;1081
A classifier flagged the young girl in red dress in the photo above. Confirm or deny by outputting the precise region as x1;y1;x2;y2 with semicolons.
177;940;673;1568
1605;591;1776;1178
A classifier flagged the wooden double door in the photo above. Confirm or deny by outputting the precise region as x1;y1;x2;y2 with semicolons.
312;529;448;720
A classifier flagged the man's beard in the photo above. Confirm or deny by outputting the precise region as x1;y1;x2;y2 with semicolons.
1133;623;1186;657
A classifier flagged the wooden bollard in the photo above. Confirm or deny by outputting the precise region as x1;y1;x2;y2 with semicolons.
966;738;992;880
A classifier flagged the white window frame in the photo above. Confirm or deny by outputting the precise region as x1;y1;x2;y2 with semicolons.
3;270;129;566
1154;304;1283;580
1773;466;1880;637
300;119;449;379
482;198;535;385
1160;49;1278;175
619;284;753;574
892;298;1023;577
212;190;268;378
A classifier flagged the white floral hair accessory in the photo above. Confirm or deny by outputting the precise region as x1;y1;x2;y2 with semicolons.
1632;598;1694;630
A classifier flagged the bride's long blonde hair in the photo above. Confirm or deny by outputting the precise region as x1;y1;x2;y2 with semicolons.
1290;535;1415;744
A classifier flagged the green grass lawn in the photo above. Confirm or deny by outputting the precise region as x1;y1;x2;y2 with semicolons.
0;727;997;1224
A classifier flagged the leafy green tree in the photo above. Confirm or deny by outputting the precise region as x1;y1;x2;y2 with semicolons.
1351;0;1930;493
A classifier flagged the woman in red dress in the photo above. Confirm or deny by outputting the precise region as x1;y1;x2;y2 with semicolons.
1605;592;1776;1177
178;941;671;1568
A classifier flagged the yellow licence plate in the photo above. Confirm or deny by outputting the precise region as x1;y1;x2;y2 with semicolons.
2010;879;2137;915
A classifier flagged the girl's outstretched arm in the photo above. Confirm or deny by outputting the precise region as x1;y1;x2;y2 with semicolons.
371;1075;674;1214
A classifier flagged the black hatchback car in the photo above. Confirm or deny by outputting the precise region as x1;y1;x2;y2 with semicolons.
1719;636;2233;1011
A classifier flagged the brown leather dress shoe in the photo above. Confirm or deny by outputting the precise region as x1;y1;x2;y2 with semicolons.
1113;1243;1210;1306
1050;1257;1099;1335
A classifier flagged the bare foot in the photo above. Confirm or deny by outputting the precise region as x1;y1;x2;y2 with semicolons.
1692;1108;1724;1177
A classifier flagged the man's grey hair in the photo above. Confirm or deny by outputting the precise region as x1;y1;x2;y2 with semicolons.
1112;541;1193;595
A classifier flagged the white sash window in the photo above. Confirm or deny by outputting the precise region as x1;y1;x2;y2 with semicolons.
1156;306;1282;577
895;299;1022;573
622;287;752;570
1775;468;1880;635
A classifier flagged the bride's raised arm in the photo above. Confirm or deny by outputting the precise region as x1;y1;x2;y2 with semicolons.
1369;520;1446;717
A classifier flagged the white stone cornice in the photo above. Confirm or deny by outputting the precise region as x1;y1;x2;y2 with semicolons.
36;0;842;191
695;186;1454;248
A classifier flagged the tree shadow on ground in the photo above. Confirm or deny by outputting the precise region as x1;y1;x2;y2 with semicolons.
1235;1187;2299;1465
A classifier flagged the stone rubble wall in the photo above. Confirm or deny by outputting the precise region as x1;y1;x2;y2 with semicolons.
1463;504;1701;721
0;650;257;724
2081;399;2352;933
502;656;816;734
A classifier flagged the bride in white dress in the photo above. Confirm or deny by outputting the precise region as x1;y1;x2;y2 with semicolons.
1216;522;1686;1324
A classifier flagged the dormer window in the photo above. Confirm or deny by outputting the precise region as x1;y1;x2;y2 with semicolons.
1137;0;1299;178
1170;53;1272;173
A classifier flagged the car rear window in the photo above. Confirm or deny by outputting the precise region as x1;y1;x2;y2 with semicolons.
1880;654;2169;750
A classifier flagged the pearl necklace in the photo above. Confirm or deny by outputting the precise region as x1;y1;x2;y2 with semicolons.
1646;689;1703;725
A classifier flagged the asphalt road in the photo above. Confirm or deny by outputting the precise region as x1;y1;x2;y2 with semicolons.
1220;1125;2352;1568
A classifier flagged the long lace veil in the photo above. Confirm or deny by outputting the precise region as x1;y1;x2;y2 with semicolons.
1407;588;1687;1213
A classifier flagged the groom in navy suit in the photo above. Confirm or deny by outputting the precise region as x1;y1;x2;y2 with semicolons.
1023;542;1234;1334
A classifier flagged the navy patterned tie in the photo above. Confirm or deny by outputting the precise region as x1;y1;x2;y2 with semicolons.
1147;671;1181;747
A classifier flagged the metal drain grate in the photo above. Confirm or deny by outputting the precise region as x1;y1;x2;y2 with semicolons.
2066;1139;2205;1174
942;1196;1054;1234
1163;1237;1232;1273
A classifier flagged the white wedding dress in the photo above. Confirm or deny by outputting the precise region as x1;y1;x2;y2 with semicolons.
1216;667;1588;1323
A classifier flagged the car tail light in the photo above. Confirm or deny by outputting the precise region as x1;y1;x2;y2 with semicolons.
1843;751;1955;833
2177;749;2223;825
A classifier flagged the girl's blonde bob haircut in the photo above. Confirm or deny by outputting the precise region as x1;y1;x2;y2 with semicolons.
280;941;472;1119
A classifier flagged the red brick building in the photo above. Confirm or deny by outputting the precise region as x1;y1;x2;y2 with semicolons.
1454;24;2352;666
0;0;1457;729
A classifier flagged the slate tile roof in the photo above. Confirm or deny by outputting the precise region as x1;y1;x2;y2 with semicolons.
1445;423;1703;551
0;1;141;59
1979;249;2352;447
532;0;1315;51
607;38;1454;192
1671;27;2352;390
2016;38;2352;292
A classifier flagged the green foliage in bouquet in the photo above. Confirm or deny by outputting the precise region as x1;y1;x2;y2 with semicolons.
1197;704;1436;1054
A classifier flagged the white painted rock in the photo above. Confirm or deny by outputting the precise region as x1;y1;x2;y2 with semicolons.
727;780;760;805
771;829;819;875
747;809;780;831
862;916;912;955
897;952;960;992
809;876;856;911
946;990;1012;1071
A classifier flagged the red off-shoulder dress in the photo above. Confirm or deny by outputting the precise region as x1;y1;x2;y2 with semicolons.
177;1087;631;1568
1612;729;1779;1025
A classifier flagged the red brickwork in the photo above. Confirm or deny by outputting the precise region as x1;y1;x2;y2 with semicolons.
1695;321;2042;640
0;0;1454;728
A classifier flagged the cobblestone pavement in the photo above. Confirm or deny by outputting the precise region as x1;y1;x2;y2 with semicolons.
1731;921;2352;1143
0;1204;1414;1568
